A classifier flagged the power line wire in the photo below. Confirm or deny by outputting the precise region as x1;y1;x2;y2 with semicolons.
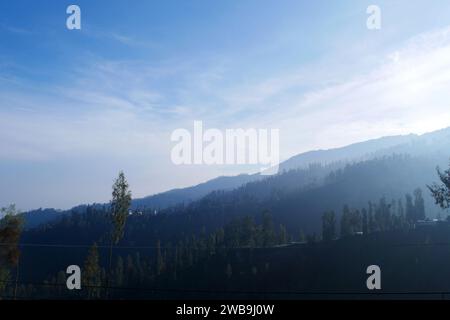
2;241;450;249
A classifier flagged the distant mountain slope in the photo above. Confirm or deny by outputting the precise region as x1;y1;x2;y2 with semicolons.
272;154;447;234
1;208;63;228
279;134;418;171
16;129;450;281
20;208;65;229
133;128;450;209
281;127;450;172
21;154;450;252
18;126;450;229
131;174;263;210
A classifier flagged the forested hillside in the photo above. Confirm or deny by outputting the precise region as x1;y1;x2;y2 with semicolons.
1;128;450;299
3;153;444;289
18;127;450;229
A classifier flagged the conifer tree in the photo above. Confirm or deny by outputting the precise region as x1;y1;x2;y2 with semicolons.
225;263;233;279
107;171;132;293
156;240;164;276
110;171;132;246
413;188;425;221
405;193;414;223
368;201;375;233
84;243;102;299
429;163;450;209
115;256;124;287
278;224;288;244
362;209;368;235
322;211;336;241
0;205;23;297
298;229;305;243
262;210;275;247
340;205;352;237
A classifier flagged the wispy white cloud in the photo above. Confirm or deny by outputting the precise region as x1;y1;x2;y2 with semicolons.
4;25;450;162
81;24;161;49
267;26;450;158
4;26;33;35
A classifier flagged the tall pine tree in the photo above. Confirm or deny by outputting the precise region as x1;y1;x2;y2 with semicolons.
107;171;132;296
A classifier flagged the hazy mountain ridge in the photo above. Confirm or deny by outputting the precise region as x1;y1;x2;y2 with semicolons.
131;174;263;210
16;127;450;228
134;128;447;210
279;133;418;171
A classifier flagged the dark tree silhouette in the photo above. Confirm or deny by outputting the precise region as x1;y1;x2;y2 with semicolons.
429;163;450;209
322;211;336;241
413;188;425;220
110;171;132;245
0;205;23;297
107;171;132;297
84;243;102;299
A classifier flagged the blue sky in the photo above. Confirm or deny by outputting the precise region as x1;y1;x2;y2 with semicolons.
2;0;450;210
